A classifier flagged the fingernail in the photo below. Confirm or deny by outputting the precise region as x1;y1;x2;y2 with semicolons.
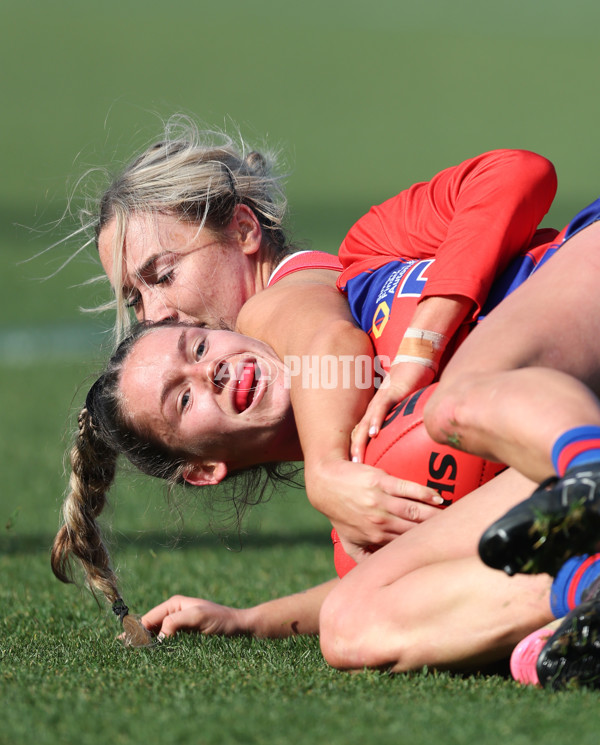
432;495;444;505
369;426;378;437
157;632;166;643
352;456;359;463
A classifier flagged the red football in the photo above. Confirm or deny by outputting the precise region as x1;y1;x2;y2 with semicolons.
332;383;505;577
365;383;504;502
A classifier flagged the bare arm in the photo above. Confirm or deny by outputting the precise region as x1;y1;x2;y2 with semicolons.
238;271;442;555
141;578;339;639
340;150;557;460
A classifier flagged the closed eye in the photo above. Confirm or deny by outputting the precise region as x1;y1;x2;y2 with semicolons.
155;269;175;286
124;290;142;309
138;253;178;287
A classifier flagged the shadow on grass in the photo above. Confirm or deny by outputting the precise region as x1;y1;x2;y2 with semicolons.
0;528;332;556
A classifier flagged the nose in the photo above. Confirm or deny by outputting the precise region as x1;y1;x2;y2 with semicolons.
195;356;230;393
148;307;179;323
140;292;179;323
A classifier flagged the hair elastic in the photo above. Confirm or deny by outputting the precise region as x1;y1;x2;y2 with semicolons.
112;597;129;624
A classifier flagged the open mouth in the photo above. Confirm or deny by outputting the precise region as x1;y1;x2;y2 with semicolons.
233;360;261;413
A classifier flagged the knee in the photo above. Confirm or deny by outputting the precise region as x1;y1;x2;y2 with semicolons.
424;378;464;444
319;585;360;670
319;588;375;670
424;373;491;444
319;582;412;672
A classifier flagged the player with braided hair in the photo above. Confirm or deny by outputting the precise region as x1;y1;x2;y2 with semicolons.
86;121;557;559
52;319;553;670
51;322;303;645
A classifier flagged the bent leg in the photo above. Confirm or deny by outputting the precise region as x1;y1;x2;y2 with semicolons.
320;554;552;672
319;468;546;671
426;367;600;482
340;467;535;581
426;222;600;482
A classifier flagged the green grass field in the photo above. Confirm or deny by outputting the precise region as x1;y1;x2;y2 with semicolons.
2;1;600;743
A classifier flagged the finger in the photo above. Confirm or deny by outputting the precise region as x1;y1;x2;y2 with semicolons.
141;595;193;632
157;607;208;638
366;505;443;541
350;419;371;462
351;393;399;460
366;386;413;438
339;508;438;547
366;395;398;438
382;497;443;524
376;473;443;505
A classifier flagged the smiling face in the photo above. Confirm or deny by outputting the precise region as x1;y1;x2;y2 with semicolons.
118;325;300;482
98;206;265;330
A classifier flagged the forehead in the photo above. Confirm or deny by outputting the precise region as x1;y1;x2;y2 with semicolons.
129;213;203;249
98;213;202;271
120;328;177;399
130;325;176;359
118;329;184;448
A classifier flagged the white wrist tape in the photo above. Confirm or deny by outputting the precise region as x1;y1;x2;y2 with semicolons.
392;327;449;372
391;354;439;371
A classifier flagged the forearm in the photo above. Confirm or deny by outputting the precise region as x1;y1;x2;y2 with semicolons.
392;295;474;371
408;295;474;338
242;578;339;637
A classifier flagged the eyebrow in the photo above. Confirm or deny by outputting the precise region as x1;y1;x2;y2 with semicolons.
136;253;163;281
159;328;189;411
120;253;162;300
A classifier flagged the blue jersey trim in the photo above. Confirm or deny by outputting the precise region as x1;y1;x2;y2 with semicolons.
564;197;600;241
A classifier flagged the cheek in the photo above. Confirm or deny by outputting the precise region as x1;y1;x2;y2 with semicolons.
264;379;289;420
185;402;221;449
169;270;222;316
186;255;241;302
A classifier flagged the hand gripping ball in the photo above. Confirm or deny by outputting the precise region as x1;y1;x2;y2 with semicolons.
332;383;506;577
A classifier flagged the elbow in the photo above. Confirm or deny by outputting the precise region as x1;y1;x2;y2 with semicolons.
511;149;557;204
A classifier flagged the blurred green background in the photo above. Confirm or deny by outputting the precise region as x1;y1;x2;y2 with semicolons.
1;3;600;742
3;0;600;531
3;0;600;326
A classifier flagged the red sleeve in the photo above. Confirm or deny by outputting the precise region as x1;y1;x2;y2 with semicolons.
337;149;557;320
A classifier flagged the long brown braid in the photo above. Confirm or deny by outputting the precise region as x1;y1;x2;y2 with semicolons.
51;405;152;647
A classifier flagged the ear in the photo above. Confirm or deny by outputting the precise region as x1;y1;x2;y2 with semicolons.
230;204;262;256
183;461;228;486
